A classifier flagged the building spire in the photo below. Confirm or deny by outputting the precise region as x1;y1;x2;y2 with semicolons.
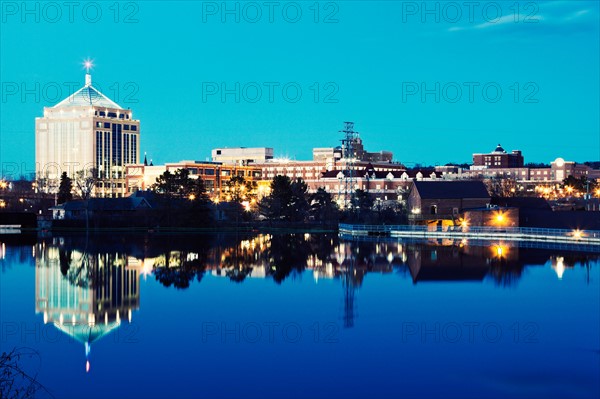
83;58;94;86
143;152;148;166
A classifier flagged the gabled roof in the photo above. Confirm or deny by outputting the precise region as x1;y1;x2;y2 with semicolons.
412;181;490;199
53;75;122;109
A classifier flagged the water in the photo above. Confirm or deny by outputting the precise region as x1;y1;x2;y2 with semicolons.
1;233;598;399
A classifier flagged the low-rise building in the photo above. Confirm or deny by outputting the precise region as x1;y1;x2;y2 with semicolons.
407;180;491;225
473;144;524;169
211;147;273;165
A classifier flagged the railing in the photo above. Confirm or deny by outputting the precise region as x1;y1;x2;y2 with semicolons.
338;223;600;246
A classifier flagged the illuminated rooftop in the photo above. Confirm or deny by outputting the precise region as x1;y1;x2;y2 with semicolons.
52;73;122;109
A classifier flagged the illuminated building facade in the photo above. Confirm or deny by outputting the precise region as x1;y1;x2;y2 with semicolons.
473;144;524;169
35;71;140;197
125;160;263;198
211;147;274;165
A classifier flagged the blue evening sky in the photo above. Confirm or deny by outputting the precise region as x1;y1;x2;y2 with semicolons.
1;0;598;174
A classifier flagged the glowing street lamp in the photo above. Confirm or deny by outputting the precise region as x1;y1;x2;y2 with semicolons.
188;194;196;201
572;229;584;240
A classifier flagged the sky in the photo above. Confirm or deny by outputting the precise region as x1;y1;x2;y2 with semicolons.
1;0;599;176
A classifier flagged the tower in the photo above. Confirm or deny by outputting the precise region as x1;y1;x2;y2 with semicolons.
35;61;140;197
340;122;359;208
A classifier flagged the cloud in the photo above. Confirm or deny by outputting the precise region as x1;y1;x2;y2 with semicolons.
446;1;597;34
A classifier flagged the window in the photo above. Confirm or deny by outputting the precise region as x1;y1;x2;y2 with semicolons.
119;114;125;119
108;112;117;118
216;150;222;155
131;125;137;131
204;169;215;176
430;205;437;215
99;111;106;117
124;125;130;130
104;122;110;128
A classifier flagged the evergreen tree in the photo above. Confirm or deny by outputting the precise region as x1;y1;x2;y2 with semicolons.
310;187;338;223
259;176;310;222
57;172;73;204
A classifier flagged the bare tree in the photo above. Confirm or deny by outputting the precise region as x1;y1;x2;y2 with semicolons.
74;168;98;230
0;348;53;399
74;168;98;200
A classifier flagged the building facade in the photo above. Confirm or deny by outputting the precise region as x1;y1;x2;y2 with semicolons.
125;160;263;198
211;147;274;165
35;73;140;197
473;144;524;169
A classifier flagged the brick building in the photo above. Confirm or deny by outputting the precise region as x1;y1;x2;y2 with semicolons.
473;144;524;169
407;180;491;225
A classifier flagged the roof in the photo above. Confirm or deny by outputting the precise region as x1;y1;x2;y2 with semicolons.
53;75;122;109
493;144;506;153
54;321;120;345
492;197;551;210
412;181;490;199
53;197;151;211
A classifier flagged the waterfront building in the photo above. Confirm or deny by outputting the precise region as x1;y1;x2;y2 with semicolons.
407;180;491;225
35;70;140;197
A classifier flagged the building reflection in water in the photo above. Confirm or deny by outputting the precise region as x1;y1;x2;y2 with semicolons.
35;239;140;372
33;233;598;359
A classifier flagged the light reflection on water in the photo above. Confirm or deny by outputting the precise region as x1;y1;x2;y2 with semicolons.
1;233;599;399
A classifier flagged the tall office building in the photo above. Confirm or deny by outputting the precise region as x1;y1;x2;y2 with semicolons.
35;70;140;197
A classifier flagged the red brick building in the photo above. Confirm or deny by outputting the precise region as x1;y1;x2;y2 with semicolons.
473;144;524;169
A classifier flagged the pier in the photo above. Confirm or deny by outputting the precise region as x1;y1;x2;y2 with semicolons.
339;223;600;251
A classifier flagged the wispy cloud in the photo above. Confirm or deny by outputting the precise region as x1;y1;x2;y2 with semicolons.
446;1;597;34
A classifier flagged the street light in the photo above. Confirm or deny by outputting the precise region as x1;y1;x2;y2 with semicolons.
495;212;505;224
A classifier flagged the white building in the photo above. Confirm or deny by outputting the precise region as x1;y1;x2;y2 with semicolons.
35;71;140;197
211;147;273;165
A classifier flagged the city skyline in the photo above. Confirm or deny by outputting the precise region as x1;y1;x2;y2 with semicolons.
1;1;599;174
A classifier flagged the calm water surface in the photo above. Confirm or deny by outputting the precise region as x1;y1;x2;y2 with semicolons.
1;233;598;399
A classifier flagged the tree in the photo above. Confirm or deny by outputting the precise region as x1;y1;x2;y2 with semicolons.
150;169;211;227
259;176;310;222
289;178;309;222
563;175;594;194
74;168;98;230
260;175;293;220
223;175;258;203
310;188;338;223
57;172;73;204
74;168;98;200
351;189;373;214
152;169;209;201
0;348;51;399
484;175;517;198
